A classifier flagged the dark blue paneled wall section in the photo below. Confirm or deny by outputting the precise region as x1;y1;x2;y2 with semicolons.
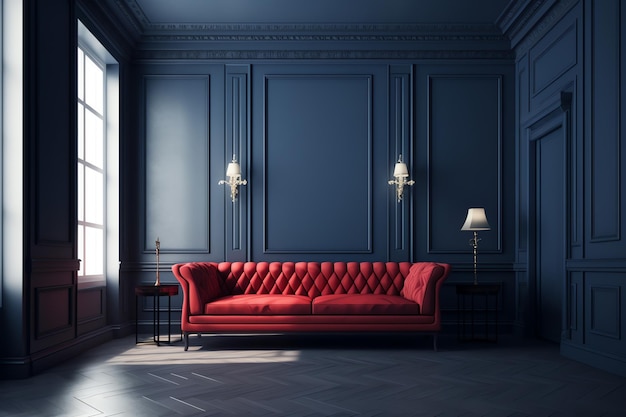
135;64;226;263
144;76;210;252
251;65;391;262
514;0;626;376
135;62;514;264
133;61;516;334
263;74;372;253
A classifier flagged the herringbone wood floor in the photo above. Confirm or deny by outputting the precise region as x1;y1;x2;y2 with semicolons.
0;334;624;416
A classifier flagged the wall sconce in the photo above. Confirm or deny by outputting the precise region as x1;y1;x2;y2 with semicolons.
461;207;491;285
218;155;247;202
388;155;415;202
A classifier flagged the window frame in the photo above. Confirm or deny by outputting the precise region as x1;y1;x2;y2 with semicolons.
77;44;107;284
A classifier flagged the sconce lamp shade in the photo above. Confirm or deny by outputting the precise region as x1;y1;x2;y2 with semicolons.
461;207;491;231
393;162;409;178
226;160;241;177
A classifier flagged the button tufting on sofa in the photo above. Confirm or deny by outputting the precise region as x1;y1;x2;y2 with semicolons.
172;261;451;351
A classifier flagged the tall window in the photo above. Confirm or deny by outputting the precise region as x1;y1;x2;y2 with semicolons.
77;46;105;282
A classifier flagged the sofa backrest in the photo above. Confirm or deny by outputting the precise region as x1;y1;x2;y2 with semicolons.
214;262;410;298
215;262;424;298
173;261;450;316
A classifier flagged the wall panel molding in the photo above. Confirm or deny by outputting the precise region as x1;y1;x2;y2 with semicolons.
589;285;621;340
262;74;373;254
225;66;250;261
426;74;503;254
580;272;626;367
529;20;577;98
142;74;211;254
588;0;621;245
388;65;413;261
30;284;75;353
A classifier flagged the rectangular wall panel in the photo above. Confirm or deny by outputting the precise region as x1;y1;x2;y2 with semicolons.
34;0;74;247
31;283;75;353
225;66;250;261
263;75;372;253
388;66;413;261
77;287;104;321
590;285;620;339
589;0;621;244
427;75;502;253
29;261;78;353
36;288;73;335
77;286;106;336
530;22;578;97
584;273;625;357
144;75;210;252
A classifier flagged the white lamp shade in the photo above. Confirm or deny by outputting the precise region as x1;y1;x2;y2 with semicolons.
226;161;241;177
461;207;491;231
393;162;409;177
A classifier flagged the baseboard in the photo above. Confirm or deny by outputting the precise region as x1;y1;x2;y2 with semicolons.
561;341;626;378
0;323;134;379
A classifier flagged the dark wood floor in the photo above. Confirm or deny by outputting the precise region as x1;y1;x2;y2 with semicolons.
0;333;625;416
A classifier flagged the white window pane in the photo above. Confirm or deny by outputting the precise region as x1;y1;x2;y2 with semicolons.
85;55;103;114
85;167;103;224
85;110;103;168
77;103;84;160
78;226;84;276
78;48;84;101
78;164;84;222
85;226;103;276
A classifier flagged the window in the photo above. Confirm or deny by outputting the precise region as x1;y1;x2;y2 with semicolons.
76;20;119;287
77;46;105;282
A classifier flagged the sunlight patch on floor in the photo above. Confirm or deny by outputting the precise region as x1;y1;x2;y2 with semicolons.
106;345;302;365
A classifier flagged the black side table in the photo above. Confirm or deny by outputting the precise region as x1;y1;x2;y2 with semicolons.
456;283;501;342
135;284;180;345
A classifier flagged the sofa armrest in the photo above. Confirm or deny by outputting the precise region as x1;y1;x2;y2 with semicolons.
172;262;222;315
401;262;451;316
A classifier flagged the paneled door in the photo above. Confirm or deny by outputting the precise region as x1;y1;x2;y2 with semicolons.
535;126;566;343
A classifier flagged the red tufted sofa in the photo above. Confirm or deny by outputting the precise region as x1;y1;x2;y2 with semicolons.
172;261;451;351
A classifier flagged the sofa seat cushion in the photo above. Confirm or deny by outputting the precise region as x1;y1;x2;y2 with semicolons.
312;294;420;315
204;294;312;315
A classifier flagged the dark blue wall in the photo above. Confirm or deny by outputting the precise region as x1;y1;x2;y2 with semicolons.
3;0;625;379
129;60;515;331
513;0;626;375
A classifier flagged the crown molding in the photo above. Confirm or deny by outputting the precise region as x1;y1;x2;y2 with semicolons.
141;22;504;35
498;0;580;54
139;27;506;43
83;0;514;58
76;0;134;61
134;49;514;61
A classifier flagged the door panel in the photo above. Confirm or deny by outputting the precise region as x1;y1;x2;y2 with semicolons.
536;127;565;343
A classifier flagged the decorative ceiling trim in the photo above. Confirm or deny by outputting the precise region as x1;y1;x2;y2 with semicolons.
141;22;504;35
141;32;507;43
134;49;514;61
512;0;578;54
85;0;515;57
497;0;546;37
498;0;579;54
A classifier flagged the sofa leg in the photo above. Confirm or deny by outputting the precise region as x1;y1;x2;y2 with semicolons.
433;334;438;352
184;332;189;351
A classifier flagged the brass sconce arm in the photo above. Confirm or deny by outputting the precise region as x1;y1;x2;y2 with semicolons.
218;176;247;202
388;177;415;202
